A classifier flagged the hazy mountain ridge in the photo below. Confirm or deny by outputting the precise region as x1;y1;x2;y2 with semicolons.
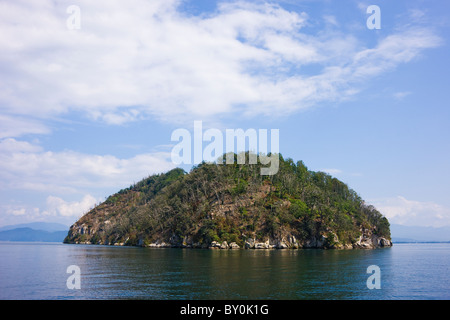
0;222;68;242
0;222;69;233
64;153;392;249
390;224;450;243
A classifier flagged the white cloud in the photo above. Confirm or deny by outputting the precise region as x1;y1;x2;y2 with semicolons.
323;15;339;27
0;138;43;153
0;138;176;193
0;115;50;139
0;0;442;128
371;196;450;228
44;194;98;218
11;208;26;216
393;91;412;100
320;168;342;175
0;138;177;225
1;194;98;225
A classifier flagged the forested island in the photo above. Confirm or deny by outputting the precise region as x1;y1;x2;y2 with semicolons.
64;153;392;249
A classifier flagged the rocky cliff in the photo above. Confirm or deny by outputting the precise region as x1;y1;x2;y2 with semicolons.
64;153;392;249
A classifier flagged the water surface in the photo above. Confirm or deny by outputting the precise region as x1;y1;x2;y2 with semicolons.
0;242;448;299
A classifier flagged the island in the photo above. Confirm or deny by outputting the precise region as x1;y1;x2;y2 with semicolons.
64;153;392;250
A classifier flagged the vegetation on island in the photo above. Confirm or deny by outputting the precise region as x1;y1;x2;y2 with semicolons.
64;153;391;249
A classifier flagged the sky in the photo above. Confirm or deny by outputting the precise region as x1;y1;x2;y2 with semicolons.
0;0;449;228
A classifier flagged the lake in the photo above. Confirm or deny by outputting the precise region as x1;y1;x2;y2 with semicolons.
0;242;448;300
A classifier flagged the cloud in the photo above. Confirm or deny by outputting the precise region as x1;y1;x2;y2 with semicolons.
1;194;98;225
371;196;450;228
44;194;98;218
0;138;177;225
323;15;339;27
320;168;342;175
0;0;442;129
11;208;26;216
393;91;412;100
0;138;176;193
0;115;50;139
351;28;441;79
0;138;43;153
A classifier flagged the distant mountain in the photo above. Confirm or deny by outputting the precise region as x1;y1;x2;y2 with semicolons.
0;228;68;242
0;222;69;242
390;224;450;243
0;222;69;232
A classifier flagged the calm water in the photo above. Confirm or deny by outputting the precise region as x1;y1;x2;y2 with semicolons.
0;242;448;300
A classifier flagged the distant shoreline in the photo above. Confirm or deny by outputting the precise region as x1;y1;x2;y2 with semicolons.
393;241;450;244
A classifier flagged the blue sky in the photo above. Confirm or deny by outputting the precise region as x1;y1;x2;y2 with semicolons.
0;0;449;228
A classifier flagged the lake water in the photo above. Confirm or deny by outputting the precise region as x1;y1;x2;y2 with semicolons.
0;242;448;300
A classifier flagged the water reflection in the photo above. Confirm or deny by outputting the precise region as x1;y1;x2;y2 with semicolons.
67;246;396;300
2;242;449;300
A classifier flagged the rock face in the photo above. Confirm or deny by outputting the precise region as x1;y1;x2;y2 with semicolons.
353;228;393;249
240;229;391;250
66;221;392;250
64;155;392;250
229;242;240;249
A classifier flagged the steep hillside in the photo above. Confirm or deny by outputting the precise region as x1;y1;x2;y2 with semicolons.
64;153;392;249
